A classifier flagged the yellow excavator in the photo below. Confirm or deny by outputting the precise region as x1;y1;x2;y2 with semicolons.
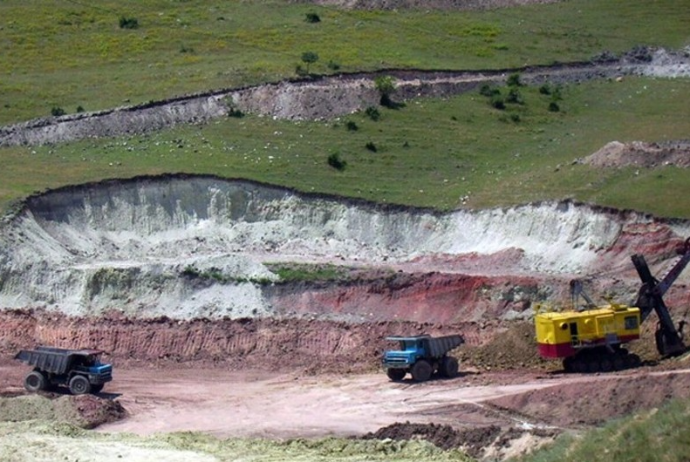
535;237;690;372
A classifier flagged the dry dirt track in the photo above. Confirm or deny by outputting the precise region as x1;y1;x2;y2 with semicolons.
94;368;561;438
6;363;690;440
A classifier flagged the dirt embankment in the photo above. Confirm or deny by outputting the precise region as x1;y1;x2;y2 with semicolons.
1;47;688;147
582;140;690;169
0;392;126;429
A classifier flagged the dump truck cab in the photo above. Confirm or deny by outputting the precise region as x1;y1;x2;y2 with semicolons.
382;336;429;368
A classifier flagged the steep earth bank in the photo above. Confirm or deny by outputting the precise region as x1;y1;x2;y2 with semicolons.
1;176;689;370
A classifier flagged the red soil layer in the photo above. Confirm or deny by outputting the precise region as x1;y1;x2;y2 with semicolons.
0;309;491;373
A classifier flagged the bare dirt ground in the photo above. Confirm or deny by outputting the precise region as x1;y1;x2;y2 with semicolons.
5;361;690;460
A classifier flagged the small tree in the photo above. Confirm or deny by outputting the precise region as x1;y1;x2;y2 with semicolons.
301;51;319;74
375;75;397;108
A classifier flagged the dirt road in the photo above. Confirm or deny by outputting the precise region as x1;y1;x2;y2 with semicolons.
57;367;656;438
5;361;690;461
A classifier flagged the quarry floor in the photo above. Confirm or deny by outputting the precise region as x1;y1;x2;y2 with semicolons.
4;357;690;460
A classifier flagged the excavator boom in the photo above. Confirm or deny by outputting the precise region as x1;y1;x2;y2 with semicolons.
631;238;690;356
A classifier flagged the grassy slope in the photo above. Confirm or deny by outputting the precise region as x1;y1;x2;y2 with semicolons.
1;0;689;218
2;76;690;217
520;397;690;462
1;0;689;124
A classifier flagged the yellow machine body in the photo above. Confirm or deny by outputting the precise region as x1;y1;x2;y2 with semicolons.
535;304;641;358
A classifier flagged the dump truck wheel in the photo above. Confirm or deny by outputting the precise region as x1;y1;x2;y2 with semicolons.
625;354;641;369
612;356;625;371
386;369;406;382
91;384;104;394
411;360;432;382
439;357;459;378
69;375;91;395
24;371;48;392
600;358;613;372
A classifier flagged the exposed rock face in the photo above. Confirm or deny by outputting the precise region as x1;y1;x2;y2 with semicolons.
0;175;688;324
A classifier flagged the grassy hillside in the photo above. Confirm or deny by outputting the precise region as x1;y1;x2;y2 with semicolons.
520;396;690;462
2;75;689;217
1;0;689;124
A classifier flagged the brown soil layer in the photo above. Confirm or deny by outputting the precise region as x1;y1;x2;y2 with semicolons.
0;309;490;373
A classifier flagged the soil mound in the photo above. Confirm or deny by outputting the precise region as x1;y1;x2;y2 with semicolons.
0;393;127;429
487;370;690;426
364;422;557;459
583;140;690;169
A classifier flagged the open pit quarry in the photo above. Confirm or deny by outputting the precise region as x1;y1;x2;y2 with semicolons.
2;174;690;461
2;44;690;460
0;174;689;360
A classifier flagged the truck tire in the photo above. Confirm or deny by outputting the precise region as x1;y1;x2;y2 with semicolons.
439;357;459;378
386;369;406;382
24;371;48;392
69;375;91;395
411;360;432;382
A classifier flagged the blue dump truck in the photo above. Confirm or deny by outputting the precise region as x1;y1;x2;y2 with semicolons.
15;346;113;395
382;334;464;382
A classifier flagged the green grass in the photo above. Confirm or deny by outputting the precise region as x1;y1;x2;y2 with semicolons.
2;76;689;218
520;397;690;462
266;263;352;283
1;0;689;124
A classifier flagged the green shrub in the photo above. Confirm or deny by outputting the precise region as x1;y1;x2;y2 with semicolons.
119;16;139;29
327;60;341;71
506;88;524;104
490;95;505;110
365;106;380;121
548;101;560;112
507;72;523;87
179;44;194;54
479;84;500;97
539;83;552;95
327;152;347;170
227;108;244;118
51;106;66;117
76;105;85;113
305;12;321;23
365;141;377;152
182;266;201;278
345;121;358;131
